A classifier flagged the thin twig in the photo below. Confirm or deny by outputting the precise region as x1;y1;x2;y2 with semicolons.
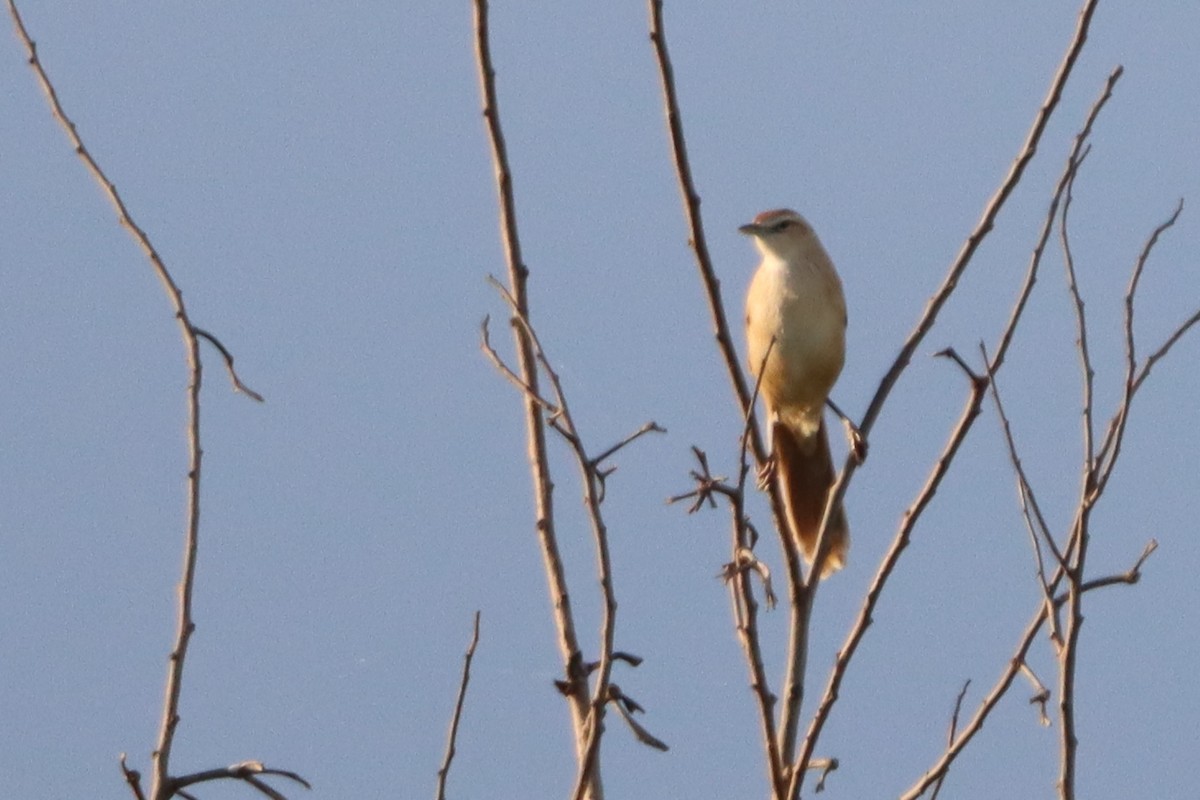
436;612;481;800
1133;307;1200;393
807;759;838;794
592;422;667;469
1132;304;1198;395
592;421;666;504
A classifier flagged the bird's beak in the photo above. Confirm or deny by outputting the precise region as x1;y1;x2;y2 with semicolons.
738;223;762;236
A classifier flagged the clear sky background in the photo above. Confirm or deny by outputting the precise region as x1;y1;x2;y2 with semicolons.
2;3;1198;798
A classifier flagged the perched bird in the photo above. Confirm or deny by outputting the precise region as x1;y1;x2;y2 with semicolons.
741;208;849;576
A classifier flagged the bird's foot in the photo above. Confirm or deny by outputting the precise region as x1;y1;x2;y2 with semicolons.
756;453;777;490
842;418;868;465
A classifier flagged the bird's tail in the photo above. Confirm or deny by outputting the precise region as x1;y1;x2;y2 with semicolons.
774;418;849;577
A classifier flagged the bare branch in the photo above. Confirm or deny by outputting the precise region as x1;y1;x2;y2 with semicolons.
1134;308;1200;395
241;775;288;800
980;60;1122;562
649;10;848;789
647;16;804;787
736;341;788;793
933;347;984;382
1053;190;1184;799
667;343;786;791
477;66;666;800
436;612;482;800
666;448;733;512
5;4;272;794
948;681;971;742
797;31;1115;790
471;2;597;794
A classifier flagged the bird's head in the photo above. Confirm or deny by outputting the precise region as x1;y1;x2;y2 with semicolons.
739;208;817;262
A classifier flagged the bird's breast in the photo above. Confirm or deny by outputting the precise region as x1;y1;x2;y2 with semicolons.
745;256;846;429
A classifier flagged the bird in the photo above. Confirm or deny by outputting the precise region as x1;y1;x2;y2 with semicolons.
741;208;849;577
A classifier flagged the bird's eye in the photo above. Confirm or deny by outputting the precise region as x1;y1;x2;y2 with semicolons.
773;220;792;232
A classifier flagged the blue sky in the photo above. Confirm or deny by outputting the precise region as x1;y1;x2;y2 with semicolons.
2;3;1198;798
